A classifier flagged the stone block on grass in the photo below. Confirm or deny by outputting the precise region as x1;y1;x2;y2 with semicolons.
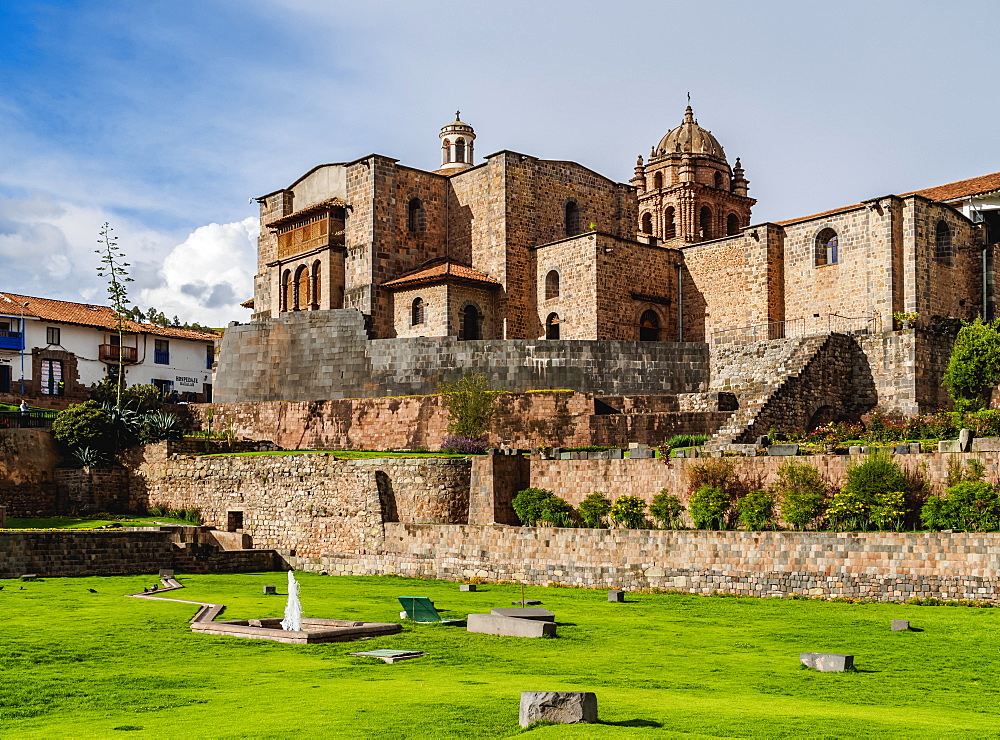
800;653;854;672
491;607;555;622
263;585;277;595
467;613;556;638
767;444;799;456
891;620;910;631
519;691;598;727
938;440;962;453
512;599;542;606
608;590;625;602
460;584;477;592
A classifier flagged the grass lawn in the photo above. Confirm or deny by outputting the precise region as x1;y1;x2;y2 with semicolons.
3;516;197;530
2;573;999;738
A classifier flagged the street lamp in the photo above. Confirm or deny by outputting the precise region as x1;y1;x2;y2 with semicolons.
19;301;28;396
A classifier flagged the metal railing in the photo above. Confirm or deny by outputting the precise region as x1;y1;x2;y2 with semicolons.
0;330;24;351
0;409;58;429
712;314;881;347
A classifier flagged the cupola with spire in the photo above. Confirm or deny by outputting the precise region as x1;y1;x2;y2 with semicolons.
633;103;755;244
439;111;476;171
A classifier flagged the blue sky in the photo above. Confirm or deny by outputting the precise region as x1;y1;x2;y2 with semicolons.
2;0;998;323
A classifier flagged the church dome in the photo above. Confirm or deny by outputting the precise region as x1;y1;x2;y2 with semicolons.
654;106;726;160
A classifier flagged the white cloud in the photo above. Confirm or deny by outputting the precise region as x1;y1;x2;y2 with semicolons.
138;218;257;327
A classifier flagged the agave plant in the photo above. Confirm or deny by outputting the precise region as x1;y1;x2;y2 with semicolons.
70;446;105;468
142;410;185;443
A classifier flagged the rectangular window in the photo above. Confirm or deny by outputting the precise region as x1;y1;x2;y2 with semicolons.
151;378;173;396
40;359;64;396
154;339;170;365
206;344;215;370
46;327;60;345
0;365;10;393
0;319;10;332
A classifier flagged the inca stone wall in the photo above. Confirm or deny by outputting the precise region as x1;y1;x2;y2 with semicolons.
0;529;276;579
303;525;1000;602
183;391;732;451
127;446;472;558
214;309;711;402
0;429;60;517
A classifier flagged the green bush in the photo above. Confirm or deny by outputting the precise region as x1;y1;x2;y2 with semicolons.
578;492;612;528
773;459;829;530
438;372;496;437
52;401;115;452
735;489;775;530
943;318;1000;412
90;378;164;412
829;451;914;530
141;410;185;444
688;485;731;530
649;490;685;529
609;495;649;529
921;481;1000;532
512;488;575;527
663;433;708;450
946;457;985;487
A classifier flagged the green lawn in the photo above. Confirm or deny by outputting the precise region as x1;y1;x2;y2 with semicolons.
3;516;197;530
2;573;999;738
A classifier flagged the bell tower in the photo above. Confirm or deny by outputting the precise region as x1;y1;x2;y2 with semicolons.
632;106;755;244
439;112;476;172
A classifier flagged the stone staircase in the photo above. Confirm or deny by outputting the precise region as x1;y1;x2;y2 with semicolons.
705;334;834;449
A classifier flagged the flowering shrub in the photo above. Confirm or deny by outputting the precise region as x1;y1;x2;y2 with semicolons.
440;435;489;454
609;495;649;529
921;481;1000;532
688;485;732;530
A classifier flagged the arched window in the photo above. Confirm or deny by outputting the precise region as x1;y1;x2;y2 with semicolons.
455;137;466;163
294;265;310;310
653;172;663;190
935;220;953;264
460;304;481;340
726;213;740;236
281;270;292;312
663;207;676;239
699;206;713;239
442;139;451;163
411;297;425;326
565;200;581;237
546;313;560;340
545;270;560;299
714;171;724;190
311;260;321;309
640;212;653;234
407;198;424;233
639;309;660;342
815;228;839;266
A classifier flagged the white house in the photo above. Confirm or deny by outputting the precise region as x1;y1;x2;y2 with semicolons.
0;291;218;408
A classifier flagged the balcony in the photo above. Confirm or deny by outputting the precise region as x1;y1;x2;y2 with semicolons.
154;349;170;365
0;330;24;351
99;344;138;363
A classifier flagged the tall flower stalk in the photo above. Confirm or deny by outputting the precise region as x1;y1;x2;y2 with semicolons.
96;223;133;408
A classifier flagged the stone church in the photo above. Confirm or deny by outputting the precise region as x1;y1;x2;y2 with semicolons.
217;108;1000;426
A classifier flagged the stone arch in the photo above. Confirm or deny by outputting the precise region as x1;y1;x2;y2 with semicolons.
663;206;676;239
311;260;321;309
815;227;839;266
639;307;661;341
807;405;837;431
935;220;953;264
640;212;653;235
294;265;309;311
407;197;424;233
699;206;713;239
545;312;560;340
726;213;740;236
442;139;451;163
281;269;292;312
459;301;483;340
714;171;725;190
455;137;466;163
411;296;425;326
653;171;663;190
564;199;581;237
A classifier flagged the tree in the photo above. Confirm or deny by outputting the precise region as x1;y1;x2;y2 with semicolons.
943;318;1000;412
773;459;829;530
52;401;115;452
438;372;496;438
96;223;133;408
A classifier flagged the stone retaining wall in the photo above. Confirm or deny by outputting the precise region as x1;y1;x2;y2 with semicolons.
0;429;60;517
295;524;1000;602
0;529;276;579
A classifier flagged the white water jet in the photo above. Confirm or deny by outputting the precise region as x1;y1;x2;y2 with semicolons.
281;570;302;631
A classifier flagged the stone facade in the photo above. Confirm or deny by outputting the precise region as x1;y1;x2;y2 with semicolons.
0;429;59;516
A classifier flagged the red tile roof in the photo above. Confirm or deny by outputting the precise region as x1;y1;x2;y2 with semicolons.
903;171;1000;202
0;292;219;341
775;203;864;226
381;261;500;290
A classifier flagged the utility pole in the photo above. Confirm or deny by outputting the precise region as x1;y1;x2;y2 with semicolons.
19;301;28;396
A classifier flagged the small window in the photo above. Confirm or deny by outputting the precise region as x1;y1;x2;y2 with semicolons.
546;313;560;340
40;359;64;395
442;139;451;163
565;200;581;237
545;270;560;300
46;327;60;345
640;212;653;235
639;309;660;342
227;511;244;532
455;137;466;163
206;344;214;370
295;265;309;310
653;172;663;190
152;378;172;396
714;171;724;190
281;270;292;312
407;198;424;233
663;207;676;239
154;339;170;365
699;206;713;239
411;297;425;326
815;228;839;266
935;220;953;264
726;213;740;236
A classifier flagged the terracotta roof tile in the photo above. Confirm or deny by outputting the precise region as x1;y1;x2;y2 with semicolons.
0;292;219;341
775;203;864;226
381;261;500;289
903;171;1000;202
265;197;347;229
